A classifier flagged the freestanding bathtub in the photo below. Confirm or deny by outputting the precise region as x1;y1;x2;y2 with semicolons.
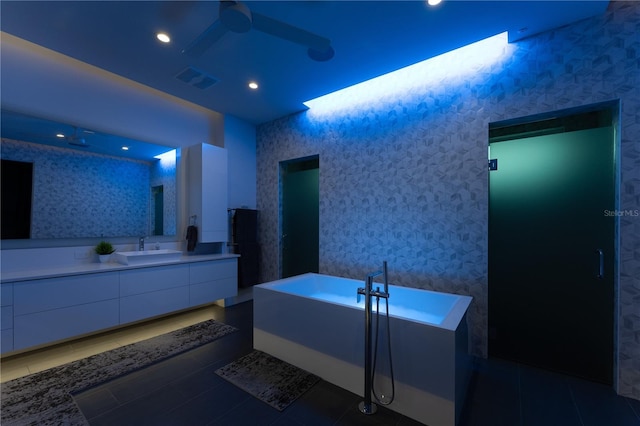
253;273;473;426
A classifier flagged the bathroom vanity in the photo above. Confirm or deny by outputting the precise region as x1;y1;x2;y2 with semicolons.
0;254;238;354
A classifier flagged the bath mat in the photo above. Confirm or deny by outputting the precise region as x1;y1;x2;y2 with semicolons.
1;319;237;426
215;350;320;411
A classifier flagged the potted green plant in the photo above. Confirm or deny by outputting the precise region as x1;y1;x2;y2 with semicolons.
95;241;115;263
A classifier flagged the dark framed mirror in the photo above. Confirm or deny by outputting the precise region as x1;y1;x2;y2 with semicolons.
0;110;177;241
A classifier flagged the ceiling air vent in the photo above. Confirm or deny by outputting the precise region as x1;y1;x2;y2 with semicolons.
175;66;219;90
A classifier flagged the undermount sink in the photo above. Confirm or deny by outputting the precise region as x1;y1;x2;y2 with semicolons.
114;249;183;265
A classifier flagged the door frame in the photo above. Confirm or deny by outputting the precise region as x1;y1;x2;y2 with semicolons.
487;100;621;387
278;155;320;279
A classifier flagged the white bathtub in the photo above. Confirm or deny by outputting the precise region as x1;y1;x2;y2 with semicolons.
253;273;473;426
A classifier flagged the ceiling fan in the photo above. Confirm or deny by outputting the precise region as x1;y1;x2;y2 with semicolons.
64;127;92;148
182;1;335;61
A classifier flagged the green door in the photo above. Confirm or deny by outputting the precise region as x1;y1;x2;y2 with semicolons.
281;157;319;278
488;126;615;384
153;185;164;236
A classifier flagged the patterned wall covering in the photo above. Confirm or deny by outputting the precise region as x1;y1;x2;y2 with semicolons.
2;139;150;238
256;2;639;399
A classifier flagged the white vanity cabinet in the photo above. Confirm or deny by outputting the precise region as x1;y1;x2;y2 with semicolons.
189;259;237;306
188;143;228;243
1;284;14;353
119;263;189;323
1;255;238;355
12;272;119;351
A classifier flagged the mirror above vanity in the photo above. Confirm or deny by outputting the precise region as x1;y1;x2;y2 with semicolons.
1;109;178;243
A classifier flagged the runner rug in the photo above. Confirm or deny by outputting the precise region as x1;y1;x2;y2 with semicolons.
215;350;320;411
1;319;237;425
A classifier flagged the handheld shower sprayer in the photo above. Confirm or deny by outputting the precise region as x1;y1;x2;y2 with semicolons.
357;260;395;415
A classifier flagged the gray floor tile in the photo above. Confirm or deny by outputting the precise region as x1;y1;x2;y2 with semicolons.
73;301;640;426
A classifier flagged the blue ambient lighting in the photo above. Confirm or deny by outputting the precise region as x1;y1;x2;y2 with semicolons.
154;149;176;167
303;32;511;117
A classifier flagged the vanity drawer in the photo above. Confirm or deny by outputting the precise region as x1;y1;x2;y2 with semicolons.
119;264;189;297
189;259;236;284
1;284;13;307
14;299;119;350
1;328;13;353
13;272;119;316
120;286;189;324
1;305;13;330
190;276;237;307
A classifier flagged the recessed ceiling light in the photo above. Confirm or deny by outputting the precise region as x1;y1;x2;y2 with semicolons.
156;33;171;43
56;133;65;138
121;146;129;151
427;0;442;6
248;81;259;90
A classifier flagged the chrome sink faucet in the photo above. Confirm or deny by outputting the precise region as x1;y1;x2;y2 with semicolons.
139;236;145;251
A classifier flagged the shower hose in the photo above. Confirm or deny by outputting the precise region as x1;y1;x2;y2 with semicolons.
372;294;395;405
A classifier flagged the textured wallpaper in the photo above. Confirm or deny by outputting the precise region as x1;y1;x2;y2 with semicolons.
256;2;639;399
1;139;151;238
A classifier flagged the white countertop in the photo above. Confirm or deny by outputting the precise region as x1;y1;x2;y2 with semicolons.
1;253;240;283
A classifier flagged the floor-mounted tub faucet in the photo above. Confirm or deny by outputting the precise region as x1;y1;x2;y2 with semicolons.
357;261;390;416
139;236;145;251
382;260;389;295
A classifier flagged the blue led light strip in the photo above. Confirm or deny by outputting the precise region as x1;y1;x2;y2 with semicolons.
303;32;511;117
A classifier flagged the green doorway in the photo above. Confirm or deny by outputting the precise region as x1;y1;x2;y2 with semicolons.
151;185;164;236
488;105;617;384
280;156;319;278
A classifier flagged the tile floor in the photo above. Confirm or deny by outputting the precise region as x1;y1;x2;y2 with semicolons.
3;301;640;425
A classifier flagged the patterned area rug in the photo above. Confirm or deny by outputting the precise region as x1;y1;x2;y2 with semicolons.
215;350;320;411
1;319;237;426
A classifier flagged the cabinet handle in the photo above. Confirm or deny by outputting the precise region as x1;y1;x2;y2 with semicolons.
595;249;604;279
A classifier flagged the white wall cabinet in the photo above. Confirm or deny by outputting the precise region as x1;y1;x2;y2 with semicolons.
1;257;237;354
188;143;228;243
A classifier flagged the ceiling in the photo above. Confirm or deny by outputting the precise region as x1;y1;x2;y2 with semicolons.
1;1;609;126
0;109;175;161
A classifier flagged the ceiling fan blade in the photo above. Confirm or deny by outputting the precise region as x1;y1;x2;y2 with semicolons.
159;1;196;24
308;45;335;62
251;11;332;53
182;20;229;57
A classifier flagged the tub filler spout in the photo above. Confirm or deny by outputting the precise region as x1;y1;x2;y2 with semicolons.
357;262;389;302
357;261;392;416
